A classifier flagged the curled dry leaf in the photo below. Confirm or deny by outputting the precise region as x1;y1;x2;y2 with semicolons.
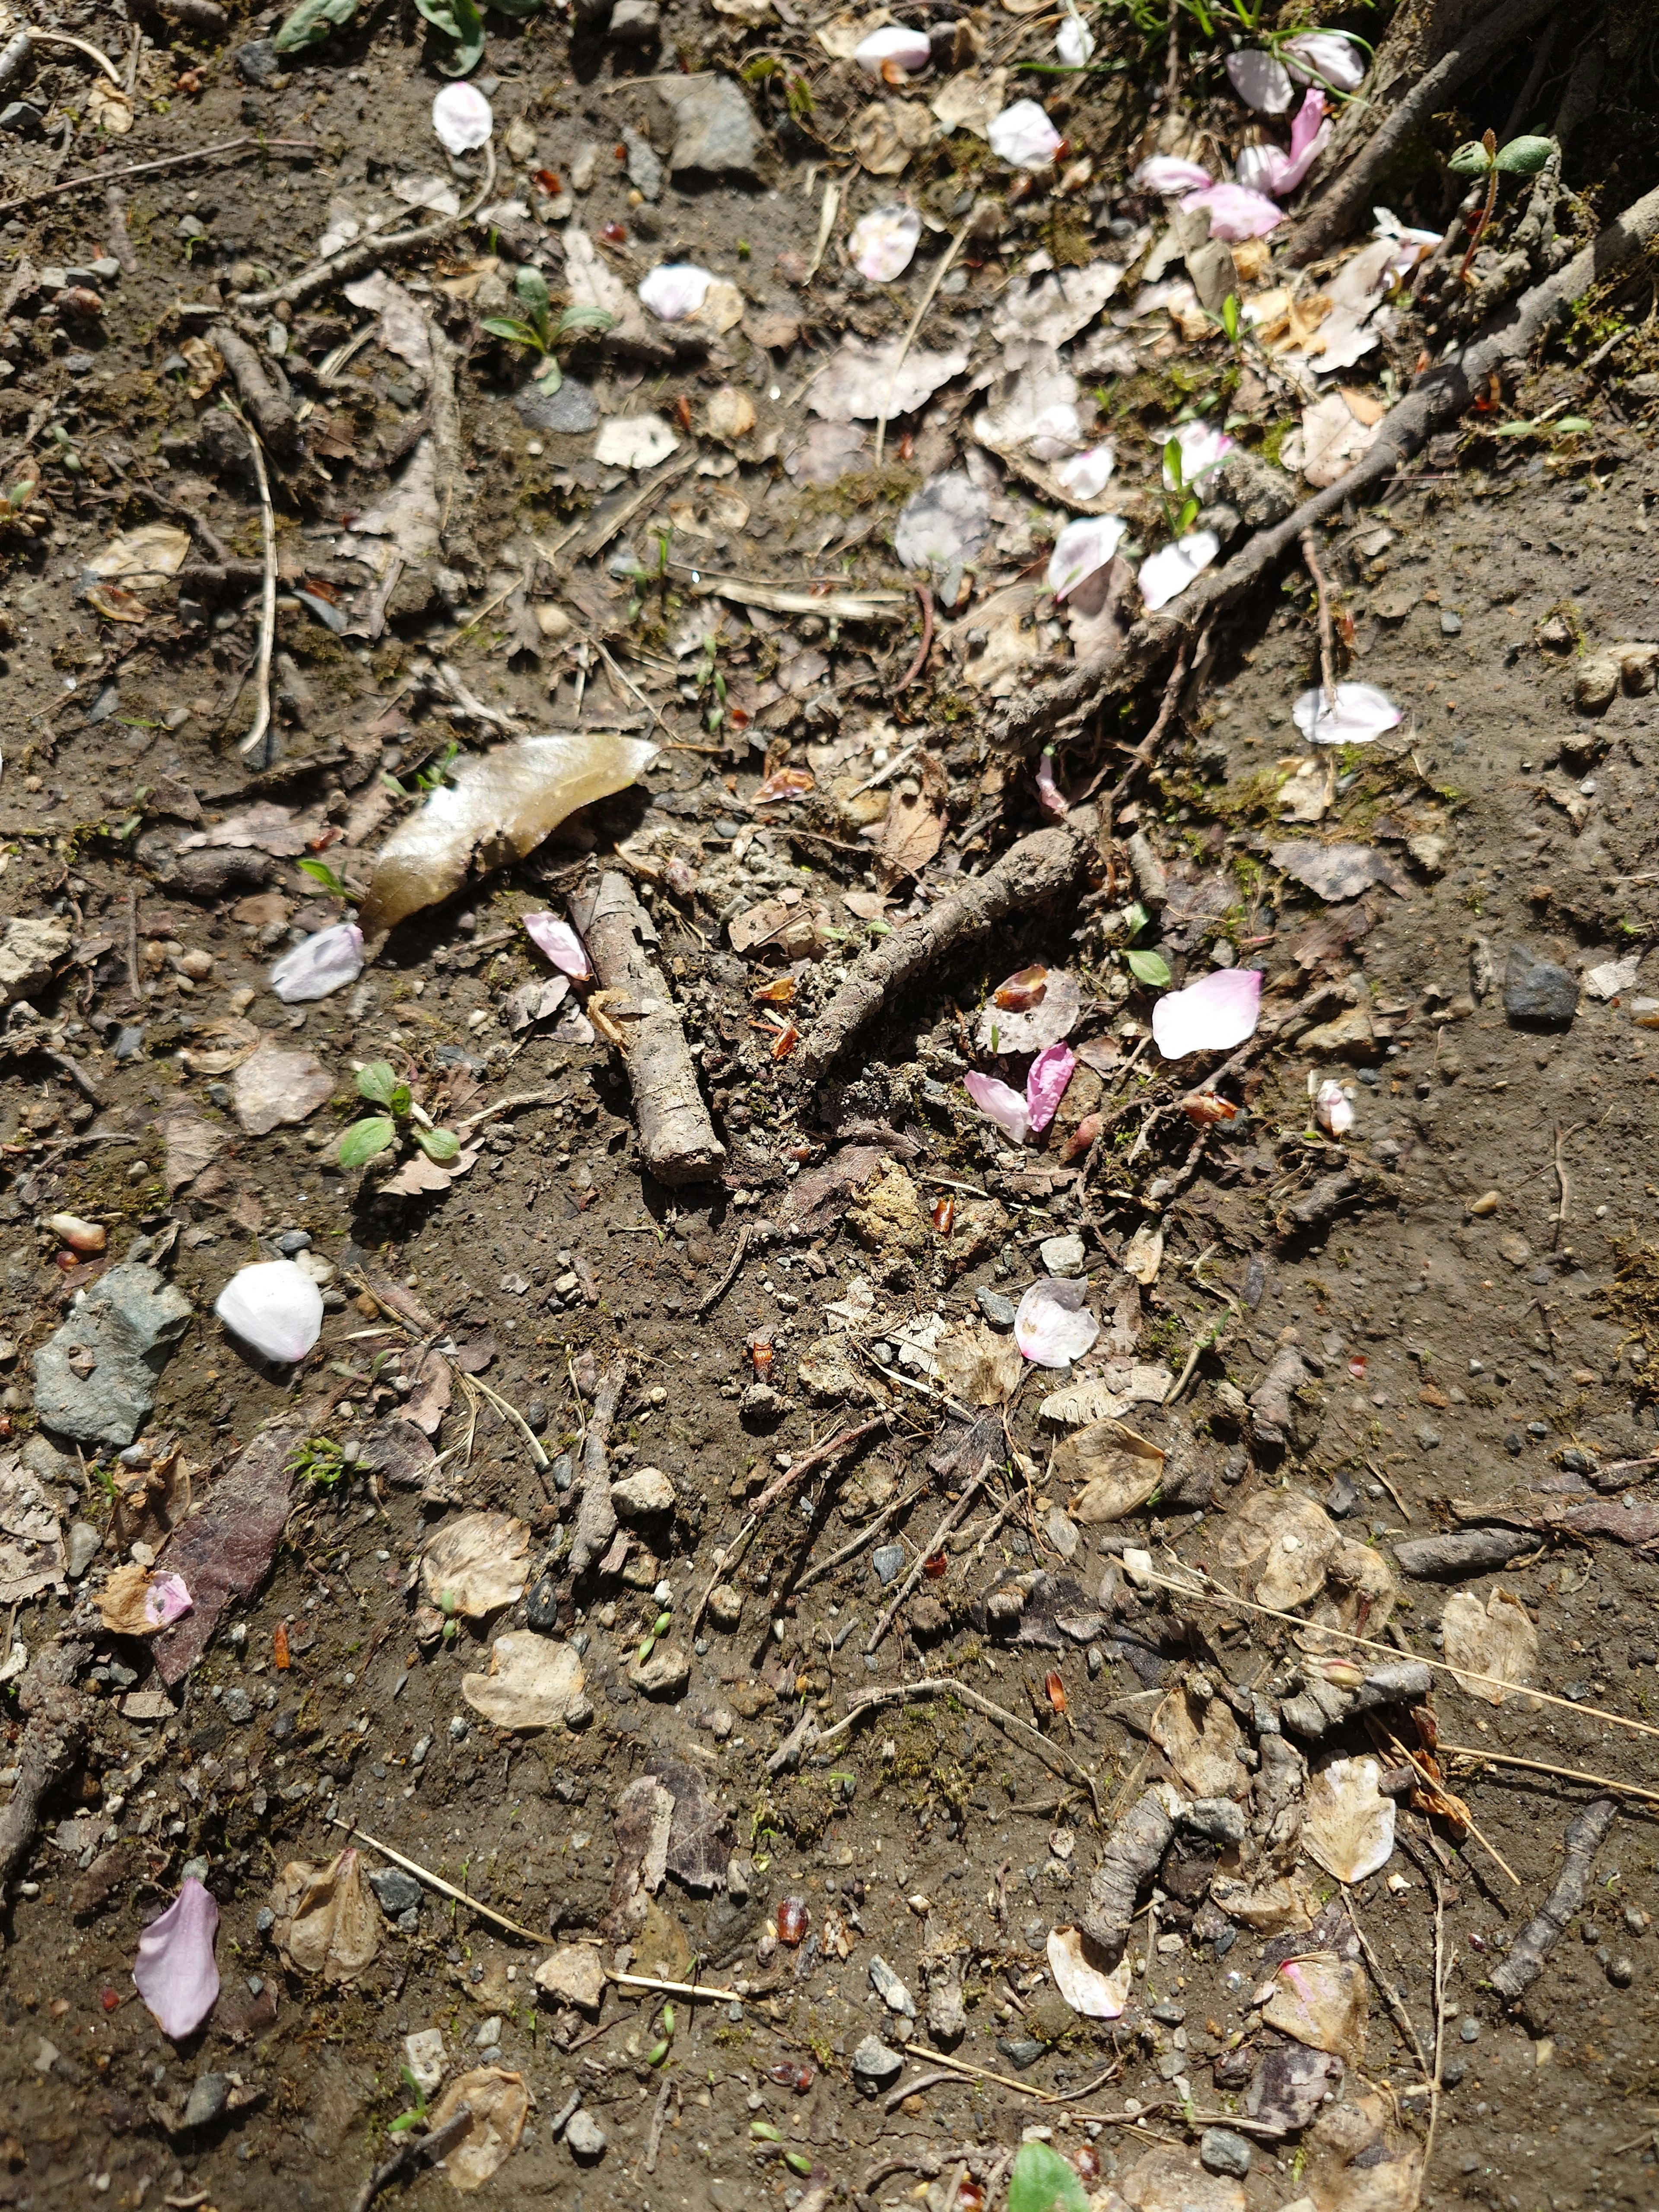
1150;1681;1245;1798
1055;1418;1164;1523
1302;1756;1395;1883
178;1017;261;1077
132;1876;220;2040
1047;1923;1133;2018
421;1510;530;1618
425;2069;531;2192
461;1630;586;1730
98;1563;193;1637
360;736;658;941
269;1848;383;1983
1262;1952;1368;2065
934;1319;1024;1407
86;523;191;585
1441;1587;1538;1707
1122;1219;1163;1284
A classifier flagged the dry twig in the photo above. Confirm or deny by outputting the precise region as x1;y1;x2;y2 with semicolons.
229;407;277;768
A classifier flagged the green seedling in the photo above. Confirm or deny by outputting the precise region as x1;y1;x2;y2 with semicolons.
297;855;350;899
288;1436;347;1487
1008;2139;1089;2212
1447;129;1554;286
482;269;616;396
381;740;461;802
388;2065;429;2136
338;1060;462;1172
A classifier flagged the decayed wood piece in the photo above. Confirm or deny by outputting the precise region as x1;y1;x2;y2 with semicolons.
0;1636;92;1906
567;1355;629;1579
990;182;1659;762
1489;1798;1617;2000
213;326;300;461
568;871;726;1185
1078;1790;1173;1964
794;813;1099;1077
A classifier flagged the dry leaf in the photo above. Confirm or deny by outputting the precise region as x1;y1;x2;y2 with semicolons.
0;1459;64;1604
1270;841;1406;901
1047;1923;1133;2018
1302;1756;1395;1883
934;1320;1024;1407
1303;2093;1421;2212
269;1848;383;1983
85;523;191;586
1277;756;1335;823
876;785;944;880
1150;1682;1245;1798
179;337;223;399
83;582;149;624
157;1102;224;1194
1295;392;1379;488
929;67;1008;137
1214;1487;1338;1611
1120;2147;1246;2212
1056;1418;1164;1523
1209;1873;1318;1933
420;1511;529;1618
1441;1587;1538;1707
425;2069;531;2191
1123;1220;1163;1284
177;1018;261;1077
232;1039;334;1138
462;1630;585;1730
1262;1952;1368;2065
849;99;934;175
87;79;134;133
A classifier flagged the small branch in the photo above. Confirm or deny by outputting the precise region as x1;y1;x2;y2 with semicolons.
793;1476;931;1592
237;143;496;312
895;585;934;693
0;135;318;221
229;407;278;768
329;1816;544;1942
864;1468;988;1655
644;2079;672;2174
689;1415;891;1637
696;1224;749;1318
1438;1739;1659;1808
816;1676;1103;1818
1300;530;1339;713
349;2104;474;2212
1489;1797;1618;2000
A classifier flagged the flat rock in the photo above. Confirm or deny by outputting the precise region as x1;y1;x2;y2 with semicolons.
1039;1233;1086;1277
1298;1001;1377;1062
0;915;70;1006
868;1952;915;2016
534;1942;606;2012
514;377;598;434
32;1260;193;1447
976;1287;1017;1330
565;2107;607;2160
64;1522;102;1578
403;2028;446;2093
235;37;282;85
871;1543;905;1586
851;2033;903;2091
706;1583;743;1629
181;2073;230;2130
658;74;762;177
611;1465;677;1518
368;1868;423;1916
622;124;663;198
1199;2127;1253;2178
1504;942;1577;1028
627;1640;690;1697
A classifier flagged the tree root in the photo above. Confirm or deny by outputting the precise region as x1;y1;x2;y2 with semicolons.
792;810;1100;1078
1489;1798;1617;2001
1079;1790;1174;1964
989;179;1659;764
1284;0;1561;269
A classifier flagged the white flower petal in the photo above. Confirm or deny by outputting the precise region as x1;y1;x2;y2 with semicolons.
1015;1275;1100;1367
1226;49;1293;112
269;922;364;1004
988;99;1063;171
1291;680;1402;746
637;263;715;321
1152;966;1262;1059
432;82;493;156
1283;30;1367;92
1132;155;1211;194
854;24;931;73
1047;514;1126;601
1054;442;1116;501
849;204;921;283
1055;15;1094;67
1158;418;1233;487
215;1259;324;1365
1137;528;1220;612
963;1070;1030;1145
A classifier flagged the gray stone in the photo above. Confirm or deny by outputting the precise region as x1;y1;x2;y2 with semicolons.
64;1522;102;1579
514;378;598;435
235;38;283;86
565;2107;607;2160
1503;943;1577;1029
1199;2128;1253;2178
611;1465;677;1518
622;125;663;200
1216;449;1297;528
850;2033;903;2092
1458;2014;1481;2043
0;102;44;138
607;0;659;43
976;1287;1016;1330
0;915;70;1006
369;1867;423;1916
658;73;762;177
1044;1508;1079;1560
222;1686;254;1724
525;1573;561;1633
871;1543;905;1586
868;1953;914;2016
627;1640;690;1697
32;1261;193;1447
1184;1797;1246;1848
181;2074;230;2130
1039;1233;1086;1277
707;1582;743;1630
273;1229;311;1255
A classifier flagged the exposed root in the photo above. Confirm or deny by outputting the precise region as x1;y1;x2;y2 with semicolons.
1489;1798;1618;2000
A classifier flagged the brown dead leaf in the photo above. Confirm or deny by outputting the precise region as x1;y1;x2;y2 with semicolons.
269;1848;383;1983
1150;1681;1245;1797
850;99;934;175
1055;1418;1164;1523
421;1511;529;1617
934;1319;1023;1407
1262;1952;1367;2066
1441;1587;1538;1707
425;2069;531;2192
157;1101;225;1194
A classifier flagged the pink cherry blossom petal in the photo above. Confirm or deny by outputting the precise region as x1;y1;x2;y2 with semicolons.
855;24;932;73
1291;680;1402;746
849;205;921;283
1137;529;1220;612
1151;966;1263;1060
1015;1275;1100;1367
1284;30;1367;92
133;1877;220;2040
1054;443;1116;501
143;1573;193;1629
638;263;715;321
1179;181;1284;240
1132;156;1212;194
1160;419;1233;487
988;99;1063;171
432;83;493;156
1035;749;1068;821
1238;89;1331;198
269;921;364;1004
1226;49;1293;112
963;1070;1030;1145
1048;514;1126;600
1026;1041;1076;1133
523;912;594;979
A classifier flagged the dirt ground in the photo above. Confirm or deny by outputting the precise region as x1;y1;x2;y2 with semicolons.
3;4;1659;2212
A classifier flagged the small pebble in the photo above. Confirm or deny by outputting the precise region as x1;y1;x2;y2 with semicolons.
1607;1954;1635;1988
1458;2015;1481;2044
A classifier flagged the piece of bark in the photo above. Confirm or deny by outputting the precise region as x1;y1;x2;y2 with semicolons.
1275;1164;1398;1241
0;1635;92;1895
1489;1799;1617;2001
152;1413;304;1683
1391;1529;1532;1580
213;327;300;461
567;1355;628;1579
1078;1789;1173;1964
794;812;1100;1078
1249;1344;1312;1451
568;872;725;1185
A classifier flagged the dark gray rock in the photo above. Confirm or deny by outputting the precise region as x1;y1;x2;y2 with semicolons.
369;1867;424;1916
871;1543;905;1586
32;1260;192;1447
222;1686;254;1724
1200;2128;1253;2178
658;74;762;177
181;2074;230;2130
976;1287;1017;1330
235;38;283;86
515;378;597;435
1503;942;1577;1029
525;1573;561;1632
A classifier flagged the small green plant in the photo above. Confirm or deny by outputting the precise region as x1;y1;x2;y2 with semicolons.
289;1436;347;1487
387;2065;429;2136
1447;129;1554;285
297;855;350;899
1158;437;1201;543
90;1460;118;1505
339;1061;461;1172
381;740;461;802
482;270;615;395
1008;2140;1089;2212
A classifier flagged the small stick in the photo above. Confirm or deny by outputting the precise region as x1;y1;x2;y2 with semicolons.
236;144;498;312
1301;528;1339;717
1550;1118;1580;1250
1437;1741;1659;1806
793;1477;931;1593
1367;1460;1415;1524
817;1675;1103;1818
688;1414;890;1635
1344;1885;1430;2083
1125;1560;1659;1749
885;2069;959;2112
611;1971;743;2002
1425;1875;1452;2190
1382;1738;1522;1889
644;2078;672;2172
0;134;318;219
454;1087;561;1136
896;584;934;693
873;216;971;466
229;407;278;767
461;1371;551;1471
1102;627;1200;809
349;2102;474;2212
124;886;141;1001
330;1817;545;1942
696;1224;749;1318
865;1468;988;1654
